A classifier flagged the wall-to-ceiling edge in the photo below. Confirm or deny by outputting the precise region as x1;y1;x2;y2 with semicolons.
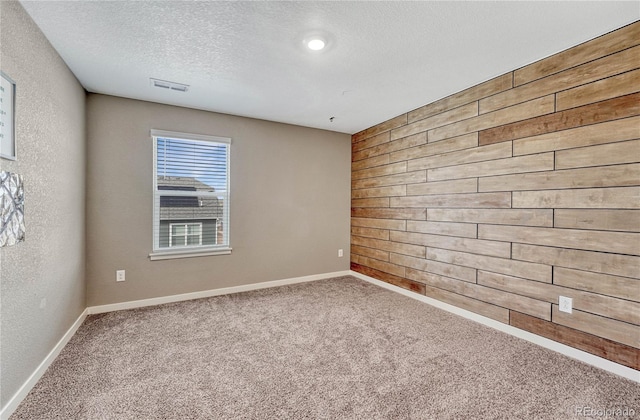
350;21;639;370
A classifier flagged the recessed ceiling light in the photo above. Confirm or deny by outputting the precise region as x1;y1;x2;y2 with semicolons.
307;38;325;51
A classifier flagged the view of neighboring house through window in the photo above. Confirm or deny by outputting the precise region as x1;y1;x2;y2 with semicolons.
151;130;230;255
169;222;204;247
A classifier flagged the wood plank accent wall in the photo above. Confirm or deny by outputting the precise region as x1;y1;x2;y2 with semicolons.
350;22;640;370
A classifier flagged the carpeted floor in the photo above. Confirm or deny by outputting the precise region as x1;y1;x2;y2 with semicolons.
11;276;639;419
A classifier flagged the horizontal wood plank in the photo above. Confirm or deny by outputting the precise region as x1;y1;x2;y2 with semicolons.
351;217;406;231
478;271;640;325
391;230;510;258
422;283;510;323
351;154;390;171
407;178;478;196
427;208;553;227
555;139;640;169
428;153;553;182
351;253;406;277
480;164;640;192
427;247;552;283
351;245;390;262
479;92;640;146
350;226;390;240
351;207;426;220
512;186;640;209
351;197;390;208
554;209;640;232
557;68;640;111
478;224;640;256
511;243;640;279
352;185;406;199
391;102;478;140
391;192;511;209
407;141;511;172
429;95;555;142
553;267;640;303
408;73;512;123
390;133;478;163
513;22;640;86
352;161;407;180
406;220;477;238
352;114;407;143
352;131;390;153
351;262;425;295
411;269;550;320
552;306;639;349
352;171;426;190
509;311;639;370
391;253;477;282
352;132;427;162
512;116;640;156
480;46;640;113
352;235;426;258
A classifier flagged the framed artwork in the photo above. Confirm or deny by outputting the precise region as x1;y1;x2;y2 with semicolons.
0;171;25;247
1;71;16;160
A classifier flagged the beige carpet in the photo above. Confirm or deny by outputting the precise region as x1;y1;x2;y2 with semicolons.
11;276;639;419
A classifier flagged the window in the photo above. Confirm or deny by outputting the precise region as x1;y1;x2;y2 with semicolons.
169;222;203;247
150;130;231;260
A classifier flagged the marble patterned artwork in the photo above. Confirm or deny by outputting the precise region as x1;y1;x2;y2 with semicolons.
1;171;25;247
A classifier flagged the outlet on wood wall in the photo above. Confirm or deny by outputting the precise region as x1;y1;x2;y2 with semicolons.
351;21;640;370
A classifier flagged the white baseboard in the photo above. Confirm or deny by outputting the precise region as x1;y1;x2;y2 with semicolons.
1;308;89;420
350;270;640;383
88;270;351;314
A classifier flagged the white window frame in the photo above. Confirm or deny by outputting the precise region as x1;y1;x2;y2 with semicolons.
149;129;231;261
169;222;203;247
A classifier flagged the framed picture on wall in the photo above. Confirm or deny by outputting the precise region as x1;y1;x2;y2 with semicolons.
1;71;16;160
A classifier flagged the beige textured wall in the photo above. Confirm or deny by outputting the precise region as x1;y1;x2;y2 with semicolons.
86;94;351;306
0;1;86;408
351;22;639;369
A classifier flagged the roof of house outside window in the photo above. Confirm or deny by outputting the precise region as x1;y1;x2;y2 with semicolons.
158;176;222;221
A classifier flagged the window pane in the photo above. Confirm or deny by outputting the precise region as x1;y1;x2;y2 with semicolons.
172;225;186;236
170;235;185;246
187;224;201;235
156;137;227;192
154;133;230;252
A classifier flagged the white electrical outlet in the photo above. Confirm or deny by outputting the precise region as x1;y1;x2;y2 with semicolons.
338;249;344;257
116;270;126;282
39;298;47;309
559;296;572;313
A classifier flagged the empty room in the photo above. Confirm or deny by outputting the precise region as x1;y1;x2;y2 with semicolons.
1;1;639;418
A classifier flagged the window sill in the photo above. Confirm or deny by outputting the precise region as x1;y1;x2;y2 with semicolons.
149;247;232;261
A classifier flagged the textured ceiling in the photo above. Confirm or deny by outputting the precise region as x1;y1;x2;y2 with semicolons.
19;1;639;134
